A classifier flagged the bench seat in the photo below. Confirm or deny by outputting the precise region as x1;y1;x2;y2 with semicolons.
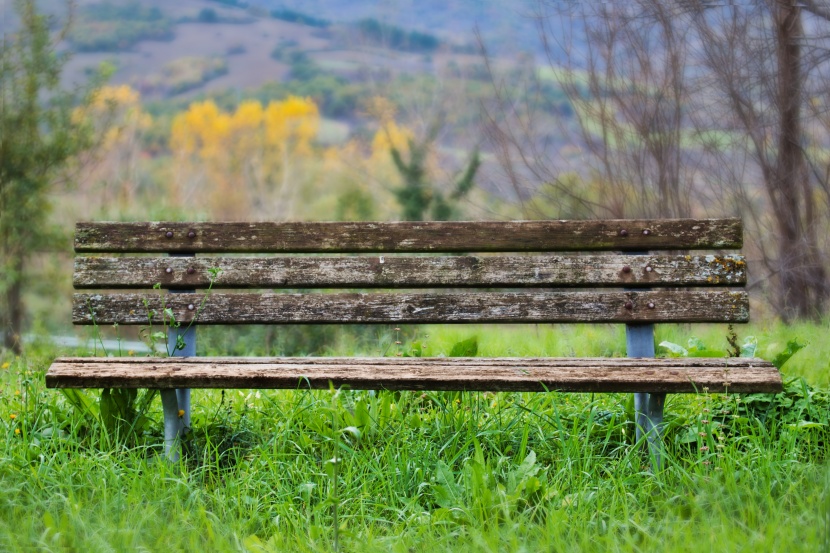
46;356;780;393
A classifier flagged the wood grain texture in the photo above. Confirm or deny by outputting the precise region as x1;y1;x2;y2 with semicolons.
45;356;781;393
74;219;743;253
73;254;747;289
73;290;750;325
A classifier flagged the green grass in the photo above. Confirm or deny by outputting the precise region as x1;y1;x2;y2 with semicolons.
1;322;829;551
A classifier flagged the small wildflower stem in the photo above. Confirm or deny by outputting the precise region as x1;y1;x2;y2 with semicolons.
395;327;401;357
87;299;109;356
113;322;122;357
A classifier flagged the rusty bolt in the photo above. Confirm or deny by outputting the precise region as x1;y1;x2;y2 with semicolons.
165;267;173;274
622;265;631;274
624;301;633;310
187;267;196;275
645;266;653;273
187;304;195;311
643;229;651;236
165;231;174;238
647;302;655;309
187;230;196;239
619;229;629;237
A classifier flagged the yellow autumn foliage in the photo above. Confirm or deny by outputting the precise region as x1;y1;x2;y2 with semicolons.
172;97;319;161
76;85;152;148
371;120;413;160
170;96;320;218
230;100;265;156
170;100;231;158
70;85;153;218
264;96;319;156
92;84;140;108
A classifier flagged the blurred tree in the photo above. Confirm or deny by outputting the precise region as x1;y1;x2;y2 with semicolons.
389;126;480;221
484;0;830;320
170;96;319;219
0;0;107;353
686;0;830;320
367;96;480;221
264;96;319;216
73;85;153;218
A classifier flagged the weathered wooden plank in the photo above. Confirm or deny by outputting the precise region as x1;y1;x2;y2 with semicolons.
48;356;773;366
45;356;782;393
73;290;750;325
74;219;743;253
73;254;747;289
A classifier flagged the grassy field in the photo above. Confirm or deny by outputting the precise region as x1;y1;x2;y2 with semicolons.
1;322;829;552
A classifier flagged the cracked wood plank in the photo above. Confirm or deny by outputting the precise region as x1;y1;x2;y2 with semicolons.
73;254;747;289
73;290;750;325
45;356;781;393
74;219;743;253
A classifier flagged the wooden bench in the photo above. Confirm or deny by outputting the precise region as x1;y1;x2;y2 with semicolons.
46;219;782;466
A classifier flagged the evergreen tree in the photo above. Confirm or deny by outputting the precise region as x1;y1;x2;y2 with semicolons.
389;122;480;221
0;0;106;353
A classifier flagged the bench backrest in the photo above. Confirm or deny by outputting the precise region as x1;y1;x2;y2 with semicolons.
71;219;748;329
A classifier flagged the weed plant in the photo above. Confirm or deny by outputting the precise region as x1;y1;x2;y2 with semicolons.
1;323;829;551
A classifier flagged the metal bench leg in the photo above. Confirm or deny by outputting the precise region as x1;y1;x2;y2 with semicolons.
164;308;195;462
171;325;195;433
626;323;665;470
635;391;665;470
176;388;191;430
165;253;196;460
161;389;183;461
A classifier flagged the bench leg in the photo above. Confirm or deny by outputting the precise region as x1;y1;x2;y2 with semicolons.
635;392;665;470
164;320;195;462
161;389;184;461
170;325;194;435
168;326;194;433
626;323;665;470
168;255;195;436
176;388;191;430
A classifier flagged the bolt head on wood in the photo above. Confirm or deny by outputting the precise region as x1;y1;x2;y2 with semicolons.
622;265;631;274
624;301;633;310
187;231;196;239
187;304;195;311
165;267;173;274
647;302;655;309
187;267;196;275
619;229;629;237
643;229;651;236
165;231;174;238
645;266;653;273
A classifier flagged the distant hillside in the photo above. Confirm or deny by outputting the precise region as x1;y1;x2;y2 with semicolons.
256;0;544;55
48;0;514;104
0;0;574;105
